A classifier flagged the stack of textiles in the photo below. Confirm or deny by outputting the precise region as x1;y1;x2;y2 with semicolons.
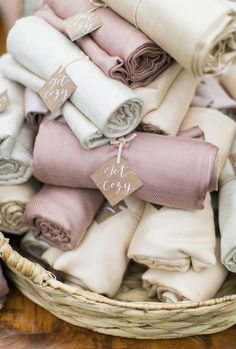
1;0;236;304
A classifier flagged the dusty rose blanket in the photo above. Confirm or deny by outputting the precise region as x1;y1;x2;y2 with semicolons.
25;89;61;132
191;78;236;120
37;1;173;88
23;184;104;251
33;121;218;210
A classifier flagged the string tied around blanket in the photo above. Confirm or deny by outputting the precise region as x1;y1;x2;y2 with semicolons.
110;133;137;165
89;0;107;12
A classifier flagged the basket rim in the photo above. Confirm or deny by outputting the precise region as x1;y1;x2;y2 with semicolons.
1;232;236;312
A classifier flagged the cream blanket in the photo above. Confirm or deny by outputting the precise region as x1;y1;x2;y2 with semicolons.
103;0;236;76
181;107;236;175
220;64;236;101
128;194;216;272
0;75;26;159
7;16;142;139
0;54;110;149
0;179;40;235
142;241;228;303
136;64;198;135
41;197;145;297
219;136;236;272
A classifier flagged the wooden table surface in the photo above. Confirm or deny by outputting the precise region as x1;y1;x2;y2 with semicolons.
0;284;235;349
1;15;236;349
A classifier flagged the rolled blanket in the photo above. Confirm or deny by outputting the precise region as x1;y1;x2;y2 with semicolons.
0;178;40;235
0;75;25;159
38;1;173;88
142;240;228;303
181;107;236;175
128;194;216;272
33;121;218;210
0;122;34;185
40;197;145;297
0;265;9;309
104;0;236;77
191;78;236;120
136;65;198;135
25;89;61;132
0;54;110;149
219;136;236;272
7;16;142;139
23;184;104;251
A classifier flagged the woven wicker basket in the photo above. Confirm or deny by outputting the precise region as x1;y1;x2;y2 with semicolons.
0;232;236;339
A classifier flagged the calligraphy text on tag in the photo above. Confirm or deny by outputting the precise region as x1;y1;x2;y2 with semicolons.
90;158;143;206
39;67;76;113
229;154;236;175
0;91;11;112
64;11;102;41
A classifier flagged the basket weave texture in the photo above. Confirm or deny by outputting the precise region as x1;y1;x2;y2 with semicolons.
0;232;236;339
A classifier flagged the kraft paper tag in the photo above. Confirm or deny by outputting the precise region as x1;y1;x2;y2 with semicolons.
39;66;76;113
95;200;128;224
90;158;143;207
0;90;11;112
64;11;102;41
229;154;236;175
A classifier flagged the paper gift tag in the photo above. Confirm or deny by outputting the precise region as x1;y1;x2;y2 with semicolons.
229;154;236;175
90;158;143;206
64;11;103;41
95;200;128;224
0;90;11;112
39;66;76;113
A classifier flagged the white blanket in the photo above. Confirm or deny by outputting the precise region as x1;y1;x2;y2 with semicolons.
7;17;142;139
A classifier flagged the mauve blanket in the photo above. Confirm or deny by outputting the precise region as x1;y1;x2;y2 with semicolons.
37;0;173;88
33;121;218;210
23;184;104;251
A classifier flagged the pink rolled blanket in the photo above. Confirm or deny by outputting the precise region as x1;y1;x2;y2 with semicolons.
0;265;9;309
33;121;218;210
25;89;61;132
37;1;173;88
23;184;104;251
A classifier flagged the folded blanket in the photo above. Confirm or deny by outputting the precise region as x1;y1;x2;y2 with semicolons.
0;54;110;149
33;121;218;210
142;240;228;302
181;107;236;175
0;75;25;159
0;178;40;235
7;16;142;139
128;194;216;272
23;184;104;251
136;65;198;135
103;0;236;77
38;1;173;88
192;78;236;113
25;89;61;132
219;136;236;272
0;122;34;185
0;265;9;309
41;197;145;297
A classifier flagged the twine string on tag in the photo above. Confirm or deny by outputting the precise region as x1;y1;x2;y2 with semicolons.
64;56;89;70
110;133;137;165
89;0;107;12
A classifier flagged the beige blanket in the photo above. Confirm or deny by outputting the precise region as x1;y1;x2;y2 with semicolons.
142;240;227;302
136;64;198;135
103;0;236;76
